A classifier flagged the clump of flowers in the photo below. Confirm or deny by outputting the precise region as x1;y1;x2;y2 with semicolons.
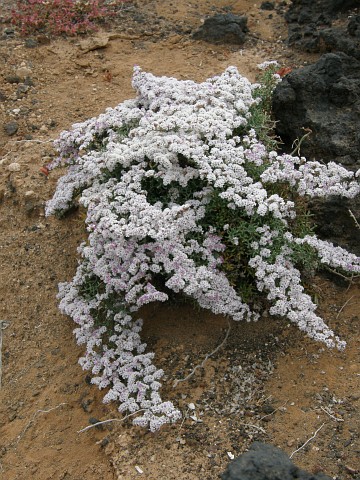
11;0;126;37
46;66;360;431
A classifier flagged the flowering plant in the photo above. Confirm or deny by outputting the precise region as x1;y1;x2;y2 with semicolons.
46;66;360;430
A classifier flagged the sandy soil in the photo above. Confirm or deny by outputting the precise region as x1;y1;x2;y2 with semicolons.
0;1;359;479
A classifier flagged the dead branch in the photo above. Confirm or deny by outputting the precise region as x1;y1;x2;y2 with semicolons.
16;403;68;445
336;296;354;320
173;321;231;388
77;409;146;433
289;423;325;459
320;406;344;422
348;209;360;230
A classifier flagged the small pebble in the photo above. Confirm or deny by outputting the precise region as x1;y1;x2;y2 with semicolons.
262;404;275;414
5;75;21;84
25;190;36;198
17;84;30;96
25;38;38;48
8;162;21;172
16;66;32;80
4;121;18;136
100;437;110;448
88;417;104;430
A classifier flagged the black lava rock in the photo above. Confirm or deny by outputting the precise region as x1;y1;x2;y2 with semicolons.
5;75;21;84
260;2;275;10
221;442;332;480
17;84;30;98
326;0;360;12
25;38;38;48
273;52;360;254
4;121;19;136
309;196;360;256
272;52;360;169
3;28;15;37
285;0;359;56
192;14;248;44
348;15;360;37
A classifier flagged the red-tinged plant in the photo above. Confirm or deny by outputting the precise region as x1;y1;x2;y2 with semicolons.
11;0;127;37
276;66;293;77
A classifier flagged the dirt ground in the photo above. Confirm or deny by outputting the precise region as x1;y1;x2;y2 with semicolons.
0;1;359;479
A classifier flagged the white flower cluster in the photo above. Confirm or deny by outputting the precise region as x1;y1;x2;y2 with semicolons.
46;67;359;429
249;227;348;350
261;153;360;198
257;60;280;71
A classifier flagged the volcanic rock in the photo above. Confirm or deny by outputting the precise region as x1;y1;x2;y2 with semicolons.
272;52;360;169
192;14;248;44
221;442;332;480
4;122;19;136
285;0;360;56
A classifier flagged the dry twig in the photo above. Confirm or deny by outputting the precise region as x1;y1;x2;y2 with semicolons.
320;406;344;422
259;400;289;421
326;267;359;283
290;128;312;156
336;296;354;320
238;422;266;434
77;409;146;433
173;321;231;388
9;138;55;144
348;209;360;230
289;423;325;459
16;403;68;445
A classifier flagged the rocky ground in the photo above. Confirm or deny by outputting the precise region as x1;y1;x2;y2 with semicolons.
0;1;359;479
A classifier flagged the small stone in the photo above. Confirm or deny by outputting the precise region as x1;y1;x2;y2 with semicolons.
8;162;21;172
100;437;110;448
15;66;32;80
25;38;38;48
5;75;21;84
79;34;109;53
36;34;50;45
262;404;275;414
17;84;30;97
75;58;91;68
260;1;275;10
81;397;93;413
24;76;35;87
4;28;15;36
0;91;6;102
89;417;104;430
25;190;36;198
4;121;18;136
